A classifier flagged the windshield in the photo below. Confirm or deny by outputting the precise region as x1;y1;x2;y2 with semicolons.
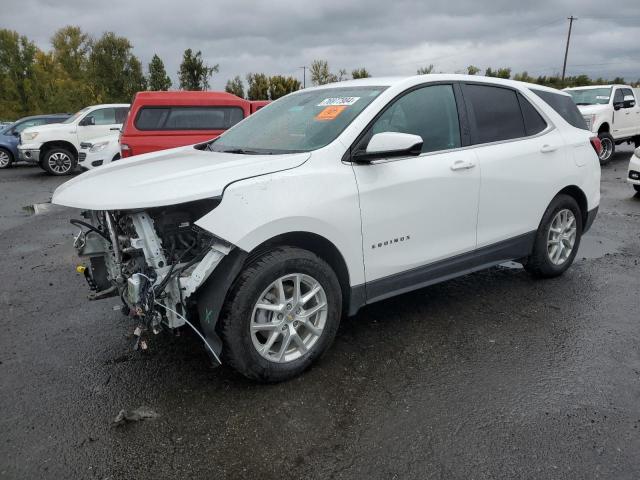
63;107;90;124
210;86;387;154
565;87;612;105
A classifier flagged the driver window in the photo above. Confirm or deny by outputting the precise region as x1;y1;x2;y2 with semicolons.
84;108;117;126
613;89;624;105
370;84;461;153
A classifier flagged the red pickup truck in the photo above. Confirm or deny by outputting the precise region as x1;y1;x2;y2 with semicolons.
120;91;268;158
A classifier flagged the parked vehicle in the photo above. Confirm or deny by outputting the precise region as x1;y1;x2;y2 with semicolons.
120;91;269;158
565;85;640;163
78;134;122;171
53;75;600;382
628;147;640;193
0;113;70;169
18;104;129;175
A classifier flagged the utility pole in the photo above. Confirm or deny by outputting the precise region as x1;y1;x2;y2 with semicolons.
300;66;306;88
561;16;577;82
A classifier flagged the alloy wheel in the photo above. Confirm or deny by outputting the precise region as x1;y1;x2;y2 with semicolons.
48;152;72;174
599;137;613;162
0;150;10;168
547;209;577;265
250;273;328;363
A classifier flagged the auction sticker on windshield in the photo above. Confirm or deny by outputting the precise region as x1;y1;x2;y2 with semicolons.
317;97;360;106
315;106;347;121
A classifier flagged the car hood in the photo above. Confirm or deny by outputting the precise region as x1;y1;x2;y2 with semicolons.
21;122;72;136
576;104;609;115
52;145;311;210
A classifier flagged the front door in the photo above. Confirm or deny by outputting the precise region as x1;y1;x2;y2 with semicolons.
352;84;480;297
77;107;126;143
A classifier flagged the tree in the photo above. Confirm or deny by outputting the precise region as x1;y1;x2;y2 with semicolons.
352;68;371;79
466;65;480;75
89;32;146;102
178;48;218;90
268;75;301;100
50;26;91;81
417;64;434;75
147;54;171;91
246;73;270;100
513;71;534;83
485;67;511;79
310;59;347;85
225;75;245;98
0;29;38;118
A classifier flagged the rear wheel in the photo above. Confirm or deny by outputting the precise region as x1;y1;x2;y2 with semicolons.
524;194;583;278
0;148;13;169
219;247;342;382
42;147;76;175
597;132;615;164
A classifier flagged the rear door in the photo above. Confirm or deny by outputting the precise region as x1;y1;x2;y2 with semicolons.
352;83;480;293
462;83;564;248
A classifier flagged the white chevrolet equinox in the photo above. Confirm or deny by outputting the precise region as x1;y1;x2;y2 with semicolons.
53;75;601;381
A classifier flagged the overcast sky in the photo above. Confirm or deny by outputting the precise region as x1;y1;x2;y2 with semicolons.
3;0;639;89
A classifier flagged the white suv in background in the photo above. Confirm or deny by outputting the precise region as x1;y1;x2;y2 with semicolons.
19;104;129;175
565;85;640;163
53;75;600;382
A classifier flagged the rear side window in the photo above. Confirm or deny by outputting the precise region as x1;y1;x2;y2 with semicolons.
135;107;244;131
530;89;588;130
463;84;525;143
517;93;547;136
115;108;129;124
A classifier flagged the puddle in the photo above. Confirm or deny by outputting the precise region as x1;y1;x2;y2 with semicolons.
22;202;64;216
577;234;623;260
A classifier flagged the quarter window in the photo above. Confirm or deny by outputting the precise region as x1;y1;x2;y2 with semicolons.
369;84;461;153
517;93;547;136
463;84;525;143
135;107;244;131
531;89;588;130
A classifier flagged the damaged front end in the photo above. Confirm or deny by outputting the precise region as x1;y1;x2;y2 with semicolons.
72;198;229;362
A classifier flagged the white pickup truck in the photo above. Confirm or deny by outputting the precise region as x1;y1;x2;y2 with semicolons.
564;85;640;164
18;104;129;175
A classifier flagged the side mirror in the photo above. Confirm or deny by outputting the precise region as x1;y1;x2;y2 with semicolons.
613;102;623;111
353;132;423;163
623;95;636;108
80;116;95;126
12;130;19;137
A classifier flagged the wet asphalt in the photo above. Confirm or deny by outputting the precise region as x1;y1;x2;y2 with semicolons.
1;147;639;480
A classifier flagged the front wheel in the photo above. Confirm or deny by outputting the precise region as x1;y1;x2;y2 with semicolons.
597;132;615;164
0;148;13;169
219;247;342;382
42;147;77;175
524;194;583;278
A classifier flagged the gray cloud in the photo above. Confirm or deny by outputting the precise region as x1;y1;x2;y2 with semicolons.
2;0;639;90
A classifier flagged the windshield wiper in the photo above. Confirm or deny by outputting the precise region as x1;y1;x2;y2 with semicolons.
220;148;265;155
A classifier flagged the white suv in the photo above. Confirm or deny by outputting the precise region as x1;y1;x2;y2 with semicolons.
19;104;129;175
52;75;601;381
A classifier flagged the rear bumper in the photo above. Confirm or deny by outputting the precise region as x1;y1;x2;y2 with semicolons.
584;206;598;233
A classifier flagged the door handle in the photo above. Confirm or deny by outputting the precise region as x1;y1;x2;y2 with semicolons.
450;160;476;171
540;144;558;153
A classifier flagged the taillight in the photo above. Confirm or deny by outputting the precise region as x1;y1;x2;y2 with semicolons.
589;136;602;156
121;143;132;158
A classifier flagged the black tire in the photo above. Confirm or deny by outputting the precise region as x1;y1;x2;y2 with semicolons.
219;246;342;382
524;194;583;278
597;132;615;164
41;147;77;176
634;185;640;193
634;136;640;149
0;147;13;169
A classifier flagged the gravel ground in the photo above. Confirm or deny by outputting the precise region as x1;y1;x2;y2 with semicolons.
1;147;639;479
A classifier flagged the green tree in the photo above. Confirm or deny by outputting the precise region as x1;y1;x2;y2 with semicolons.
310;59;347;85
513;71;534;83
225;75;245;98
0;29;38;119
147;54;171;91
268;75;301;100
50;26;91;80
246;73;270;100
352;68;371;79
417;64;434;75
89;32;146;102
178;48;218;90
466;65;480;75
